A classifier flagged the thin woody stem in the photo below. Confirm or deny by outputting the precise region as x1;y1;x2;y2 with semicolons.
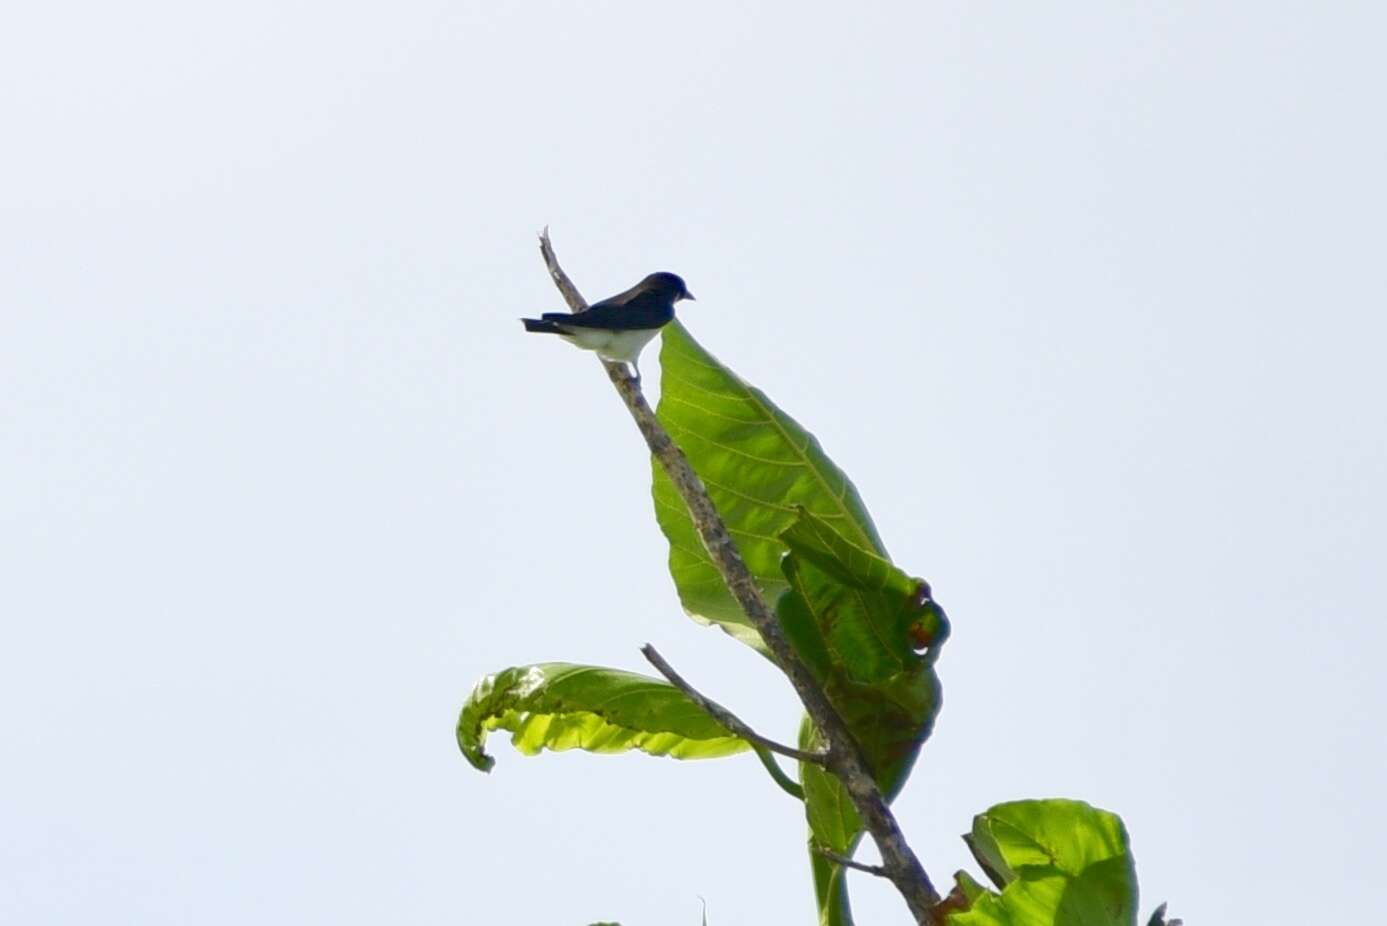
813;846;892;879
641;643;827;766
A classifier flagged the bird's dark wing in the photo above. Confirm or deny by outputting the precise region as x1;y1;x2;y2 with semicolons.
541;290;674;331
588;280;648;310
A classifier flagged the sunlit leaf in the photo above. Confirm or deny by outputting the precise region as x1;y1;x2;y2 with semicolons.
652;322;887;652
458;663;751;772
948;800;1139;926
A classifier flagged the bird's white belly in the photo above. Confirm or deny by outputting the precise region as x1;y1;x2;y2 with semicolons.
561;326;661;363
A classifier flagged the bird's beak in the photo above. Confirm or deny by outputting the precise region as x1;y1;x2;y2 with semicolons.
684;292;696;302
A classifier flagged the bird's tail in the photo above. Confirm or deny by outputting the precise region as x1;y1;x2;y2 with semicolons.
521;317;566;334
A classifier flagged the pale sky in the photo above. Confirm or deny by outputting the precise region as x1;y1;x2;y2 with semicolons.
3;4;1384;924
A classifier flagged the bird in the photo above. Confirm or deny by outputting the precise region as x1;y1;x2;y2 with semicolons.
520;271;695;381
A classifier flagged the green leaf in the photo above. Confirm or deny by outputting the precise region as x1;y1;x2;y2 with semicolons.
964;822;1017;890
777;509;945;926
782;510;945;852
808;845;854;926
780;507;948;685
802;716;856;926
798;719;860;854
652;322;887;652
948;800;1139;926
954;871;990;903
457;663;752;772
972;799;1132;881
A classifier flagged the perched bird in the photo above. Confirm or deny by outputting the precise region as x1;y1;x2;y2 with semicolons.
521;271;695;380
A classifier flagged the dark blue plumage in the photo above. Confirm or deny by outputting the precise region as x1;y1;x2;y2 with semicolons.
520;272;695;379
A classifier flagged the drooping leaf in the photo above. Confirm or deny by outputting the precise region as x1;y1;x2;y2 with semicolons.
781;510;945;852
774;509;946;926
948;800;1139;926
457;663;751;772
652;322;887;652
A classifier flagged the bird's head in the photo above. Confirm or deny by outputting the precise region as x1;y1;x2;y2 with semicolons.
641;271;696;303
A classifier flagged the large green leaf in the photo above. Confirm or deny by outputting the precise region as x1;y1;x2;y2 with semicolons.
781;509;946;855
652;322;887;652
458;663;751;772
948;800;1139;926
775;509;947;926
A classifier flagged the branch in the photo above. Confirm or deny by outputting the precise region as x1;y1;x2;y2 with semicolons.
538;225;590;313
641;643;827;766
813;846;891;879
538;231;941;921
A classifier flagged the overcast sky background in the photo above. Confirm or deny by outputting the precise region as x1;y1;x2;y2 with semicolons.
3;3;1385;924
